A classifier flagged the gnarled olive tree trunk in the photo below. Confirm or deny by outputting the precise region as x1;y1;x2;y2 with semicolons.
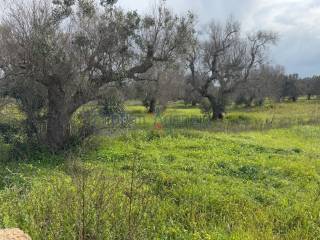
148;98;156;114
46;82;72;150
207;95;225;120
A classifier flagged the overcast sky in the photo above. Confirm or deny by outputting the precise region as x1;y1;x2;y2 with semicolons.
117;0;320;78
1;0;319;77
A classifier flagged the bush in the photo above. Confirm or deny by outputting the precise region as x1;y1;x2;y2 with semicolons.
99;93;125;117
254;98;264;106
0;138;10;162
75;109;100;140
234;94;250;106
0;123;21;144
199;98;212;117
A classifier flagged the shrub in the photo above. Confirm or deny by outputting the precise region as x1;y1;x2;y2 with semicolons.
0;138;10;162
0;123;21;144
234;94;251;106
199;98;212;117
99;93;125;117
254;98;264;106
75;109;99;140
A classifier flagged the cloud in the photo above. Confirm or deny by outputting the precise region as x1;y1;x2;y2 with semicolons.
1;0;318;77
117;0;320;77
243;0;320;76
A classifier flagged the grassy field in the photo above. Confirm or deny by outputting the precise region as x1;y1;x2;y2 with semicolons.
1;100;320;239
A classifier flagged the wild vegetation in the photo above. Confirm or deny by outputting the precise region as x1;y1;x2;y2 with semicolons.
1;0;320;239
1;99;320;239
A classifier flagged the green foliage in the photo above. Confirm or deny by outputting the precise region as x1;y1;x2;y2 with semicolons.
0;138;10;162
225;114;252;124
1;100;320;239
0;162;155;239
0;122;20;144
234;94;253;107
199;98;212;117
99;94;125;117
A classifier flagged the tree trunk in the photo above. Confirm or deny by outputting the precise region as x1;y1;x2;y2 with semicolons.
307;94;311;100
47;109;71;150
208;96;225;120
148;99;156;114
212;108;224;120
46;83;71;150
246;96;255;108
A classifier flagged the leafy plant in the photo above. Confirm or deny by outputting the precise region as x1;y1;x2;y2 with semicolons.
99;93;125;118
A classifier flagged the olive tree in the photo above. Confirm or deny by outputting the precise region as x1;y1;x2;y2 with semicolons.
134;63;185;113
234;64;286;106
0;0;193;149
299;76;320;100
280;74;300;102
187;18;278;119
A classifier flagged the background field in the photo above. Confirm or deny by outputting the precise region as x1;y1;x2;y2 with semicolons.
1;100;320;239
